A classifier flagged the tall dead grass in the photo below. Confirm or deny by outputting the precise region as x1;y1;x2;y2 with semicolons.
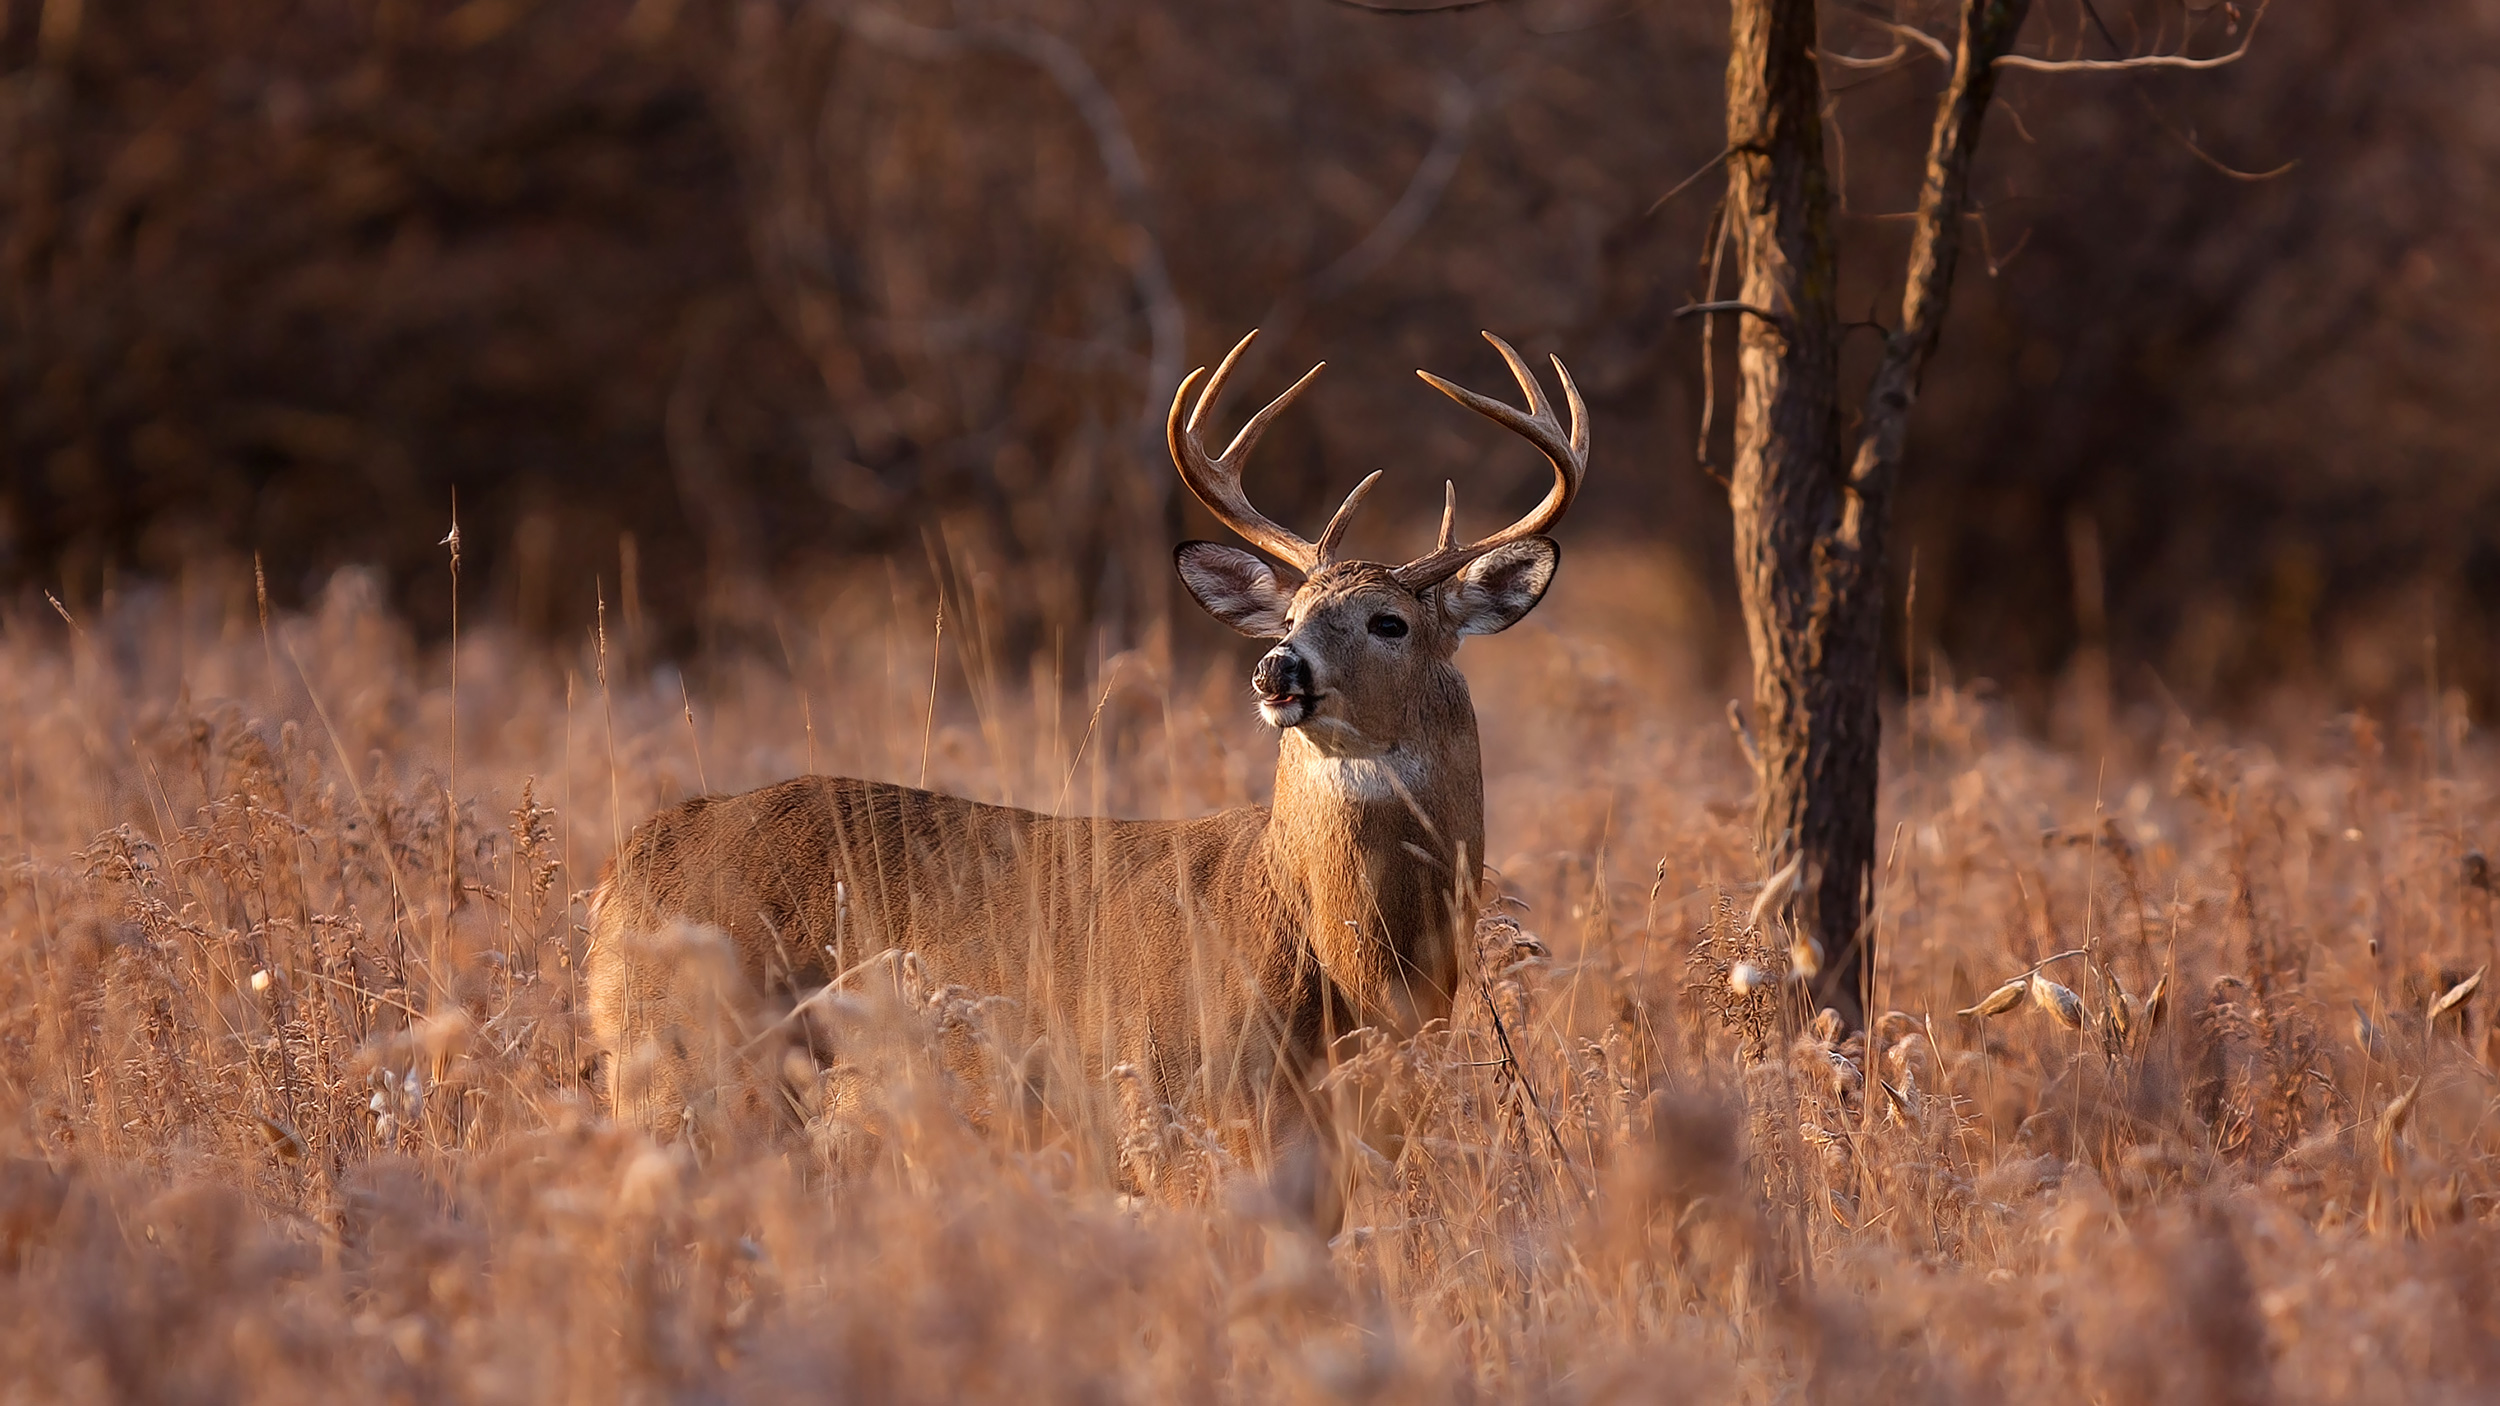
2;552;2496;1402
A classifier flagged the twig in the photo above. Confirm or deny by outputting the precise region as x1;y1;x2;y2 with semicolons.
1994;5;2265;73
1052;655;1124;815
1835;9;1952;64
1819;39;1916;71
678;676;709;795
2133;88;2298;181
1480;985;1595;1210
2020;947;2094;977
1675;300;1780;322
1646;145;1733;214
1693;201;1731;484
1726;697;1761;778
917;594;945;790
1308;78;1484;298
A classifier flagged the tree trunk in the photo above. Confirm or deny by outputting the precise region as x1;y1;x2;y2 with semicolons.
1723;0;2032;1026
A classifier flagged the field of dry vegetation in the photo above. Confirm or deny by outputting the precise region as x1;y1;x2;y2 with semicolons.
3;551;2497;1402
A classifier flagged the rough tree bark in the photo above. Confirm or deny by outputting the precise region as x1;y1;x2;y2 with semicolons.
1723;0;2032;1026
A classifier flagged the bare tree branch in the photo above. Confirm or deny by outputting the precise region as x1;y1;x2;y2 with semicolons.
1247;65;1514;364
1819;39;1917;71
842;7;1185;522
2130;85;2297;180
1675;300;1780;322
1835;9;1952;65
1843;0;2033;514
1647;145;1733;213
1996;0;2265;73
1308;79;1484;298
1996;50;2243;73
1692;199;1731;479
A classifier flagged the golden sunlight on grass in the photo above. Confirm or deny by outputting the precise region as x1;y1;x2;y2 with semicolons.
2;552;2494;1401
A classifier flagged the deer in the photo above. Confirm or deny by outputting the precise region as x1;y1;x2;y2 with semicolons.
583;329;1586;1229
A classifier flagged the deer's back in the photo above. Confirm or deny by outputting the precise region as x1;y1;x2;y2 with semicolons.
592;776;1314;1100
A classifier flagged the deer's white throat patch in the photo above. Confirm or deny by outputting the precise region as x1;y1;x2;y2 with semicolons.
1301;750;1426;803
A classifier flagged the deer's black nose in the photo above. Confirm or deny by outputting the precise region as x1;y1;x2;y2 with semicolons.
1253;648;1312;701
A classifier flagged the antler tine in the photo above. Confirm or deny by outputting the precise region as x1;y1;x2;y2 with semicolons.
1167;330;1328;572
1436;480;1457;551
1395;332;1589;588
1313;470;1384;564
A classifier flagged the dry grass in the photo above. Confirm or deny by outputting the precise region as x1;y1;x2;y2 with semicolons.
3;550;2497;1403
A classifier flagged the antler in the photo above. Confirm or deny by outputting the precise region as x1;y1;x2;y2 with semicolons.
1393;332;1588;589
1169;330;1381;575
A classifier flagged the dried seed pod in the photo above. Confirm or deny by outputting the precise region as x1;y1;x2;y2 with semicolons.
1884;1034;1933;1088
1823;1049;1863;1096
1958;978;2028;1019
2030;974;2086;1030
1747;852;1805;932
1810;1007;1846;1047
2352;1001;2385;1056
249;968;273;993
2429;965;2485;1024
253;1116;305;1160
2378;1077;2422;1174
1827;1189;1857;1229
2143;973;2171;1031
2109;991;2139;1041
418;1009;473;1064
1789;929;1824;980
1728;962;1768;996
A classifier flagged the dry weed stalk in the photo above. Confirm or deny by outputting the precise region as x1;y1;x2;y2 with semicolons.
0;568;2495;1399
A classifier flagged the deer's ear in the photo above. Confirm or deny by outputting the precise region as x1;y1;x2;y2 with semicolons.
1443;538;1558;636
1176;542;1295;638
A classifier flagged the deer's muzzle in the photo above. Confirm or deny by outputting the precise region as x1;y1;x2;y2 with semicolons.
1253;647;1317;728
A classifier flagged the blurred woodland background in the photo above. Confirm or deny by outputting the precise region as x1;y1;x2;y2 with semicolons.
4;0;2495;708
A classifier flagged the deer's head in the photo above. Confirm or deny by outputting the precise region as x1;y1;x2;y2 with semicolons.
1170;331;1587;759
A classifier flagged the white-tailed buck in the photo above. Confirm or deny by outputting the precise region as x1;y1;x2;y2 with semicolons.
586;330;1586;1226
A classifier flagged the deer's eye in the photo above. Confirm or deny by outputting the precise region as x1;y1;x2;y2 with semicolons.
1368;613;1409;640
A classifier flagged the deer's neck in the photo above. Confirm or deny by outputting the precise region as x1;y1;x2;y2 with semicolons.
1261;701;1483;1040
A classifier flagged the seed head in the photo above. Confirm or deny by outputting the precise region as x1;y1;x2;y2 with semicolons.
253;1116;305;1161
2109;989;2137;1040
1747;852;1805;932
249;968;272;993
1789;930;1824;980
2143;973;2171;1031
2030;974;2086;1030
2378;1077;2422;1174
1959;978;2028;1019
1729;962;1768;996
2430;966;2484;1024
